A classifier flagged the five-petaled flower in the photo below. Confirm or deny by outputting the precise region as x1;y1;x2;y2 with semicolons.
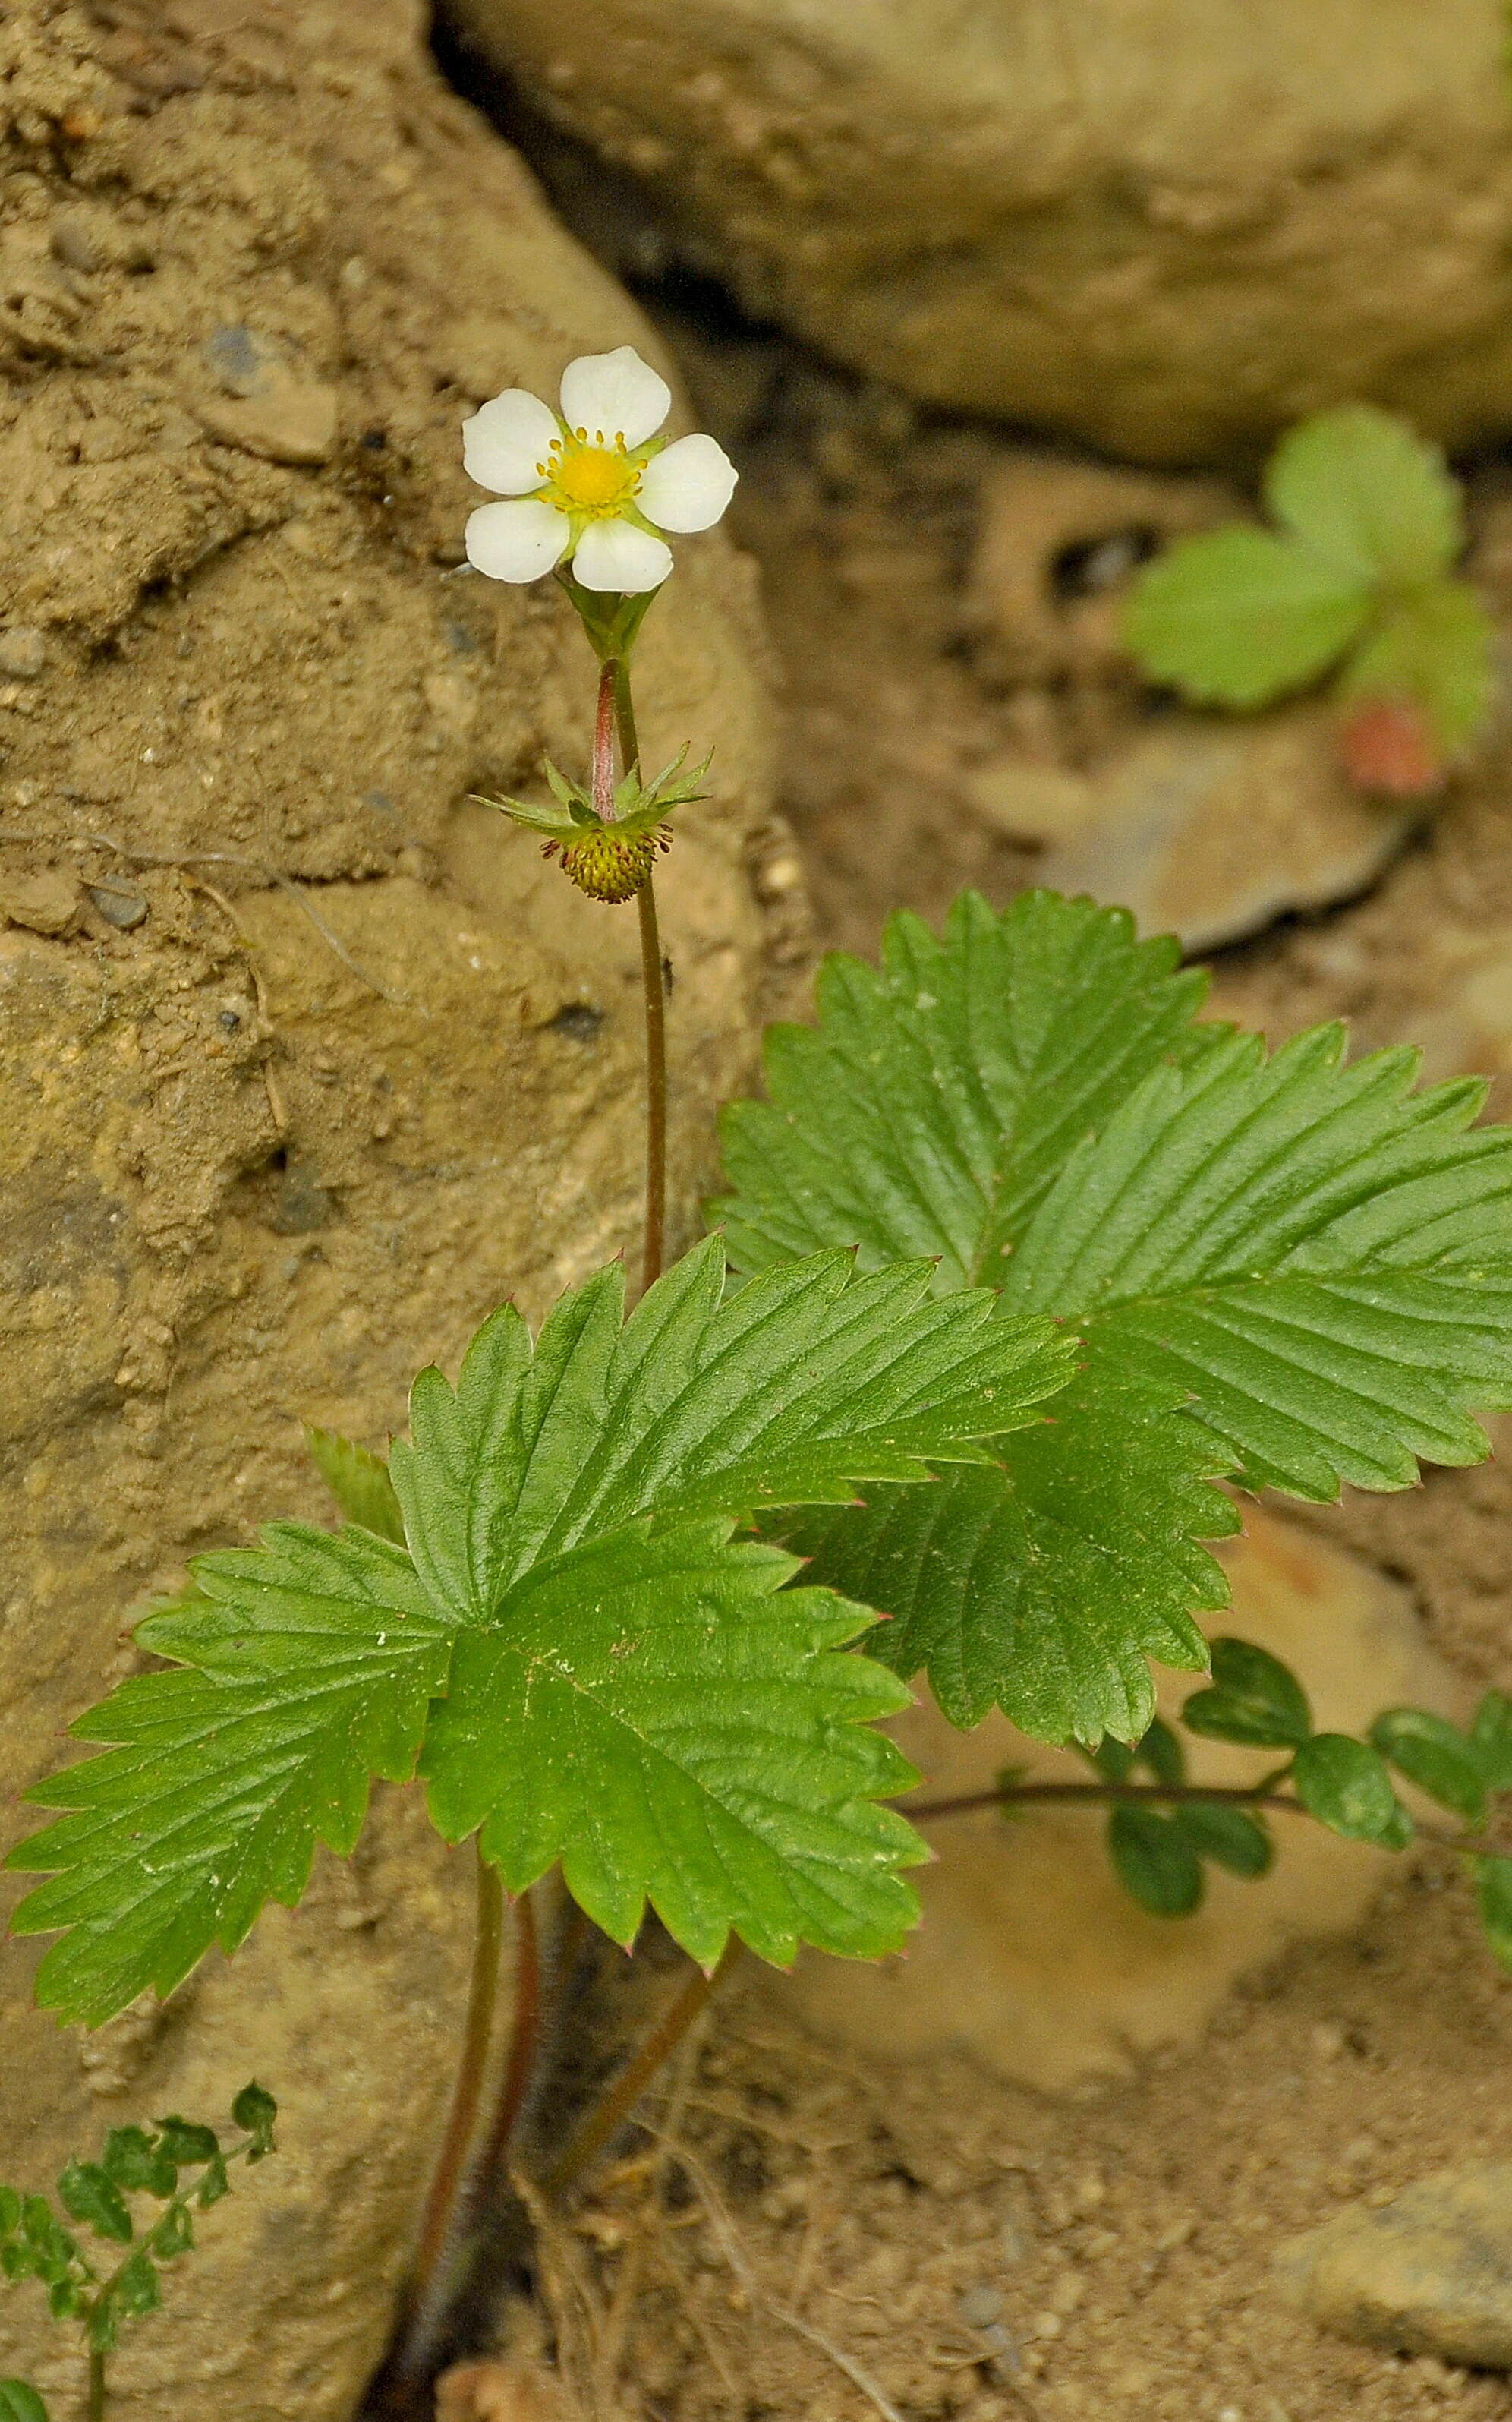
462;345;738;594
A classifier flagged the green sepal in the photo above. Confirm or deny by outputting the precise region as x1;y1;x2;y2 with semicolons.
475;744;711;846
1292;1734;1410;1845
57;2162;132;2247
1181;1638;1312;1750
553;566;659;661
1367;1708;1488;1825
1107;1806;1204;1916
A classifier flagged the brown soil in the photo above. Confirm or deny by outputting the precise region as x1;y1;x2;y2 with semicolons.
464;319;1512;2418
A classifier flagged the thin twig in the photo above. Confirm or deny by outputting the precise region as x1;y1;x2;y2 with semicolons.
644;2129;908;2422
908;1774;1479;1852
85;833;416;1008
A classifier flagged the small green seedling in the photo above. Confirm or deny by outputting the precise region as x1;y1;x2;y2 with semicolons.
0;2086;276;2421
1122;404;1496;794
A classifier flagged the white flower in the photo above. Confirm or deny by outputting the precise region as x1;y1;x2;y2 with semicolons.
461;345;738;594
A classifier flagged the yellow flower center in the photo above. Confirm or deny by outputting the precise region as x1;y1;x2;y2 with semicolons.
540;430;641;520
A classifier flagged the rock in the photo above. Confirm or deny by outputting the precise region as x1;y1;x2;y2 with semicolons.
962;758;1095;848
965;455;1237;685
0;869;77;936
1406;931;1512;1118
191;328;340;465
444;0;1512;463
83;881;148;930
436;2357;578;2420
1037;718;1414;955
775;1507;1466;2092
0;627;45;679
0;2;787;2417
1274;2165;1512;2367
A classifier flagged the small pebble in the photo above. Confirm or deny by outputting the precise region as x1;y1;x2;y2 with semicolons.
959;2284;1005;2328
0;627;46;680
86;883;148;930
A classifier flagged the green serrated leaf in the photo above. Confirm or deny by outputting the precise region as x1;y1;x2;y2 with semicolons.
1474;1856;1512;1970
46;2281;83;2323
19;2202;75;2287
715;890;1214;1291
1340;582;1496;757
392;1236;1073;1626
153;2203;194;2260
1265;405;1462;588
1471;1690;1512;1791
1082;1737;1136;1783
102;2249;160;2331
0;2384;48;2422
1292;1734;1408;1843
1173;1801;1274;1878
1121;526;1372;708
231;2084;277;2159
195;2155;230;2209
1368;1708;1488;1824
999;1021;1512;1499
780;1358;1230;1742
57;2162;132;2246
423;1524;923;1966
8;1528;452;2028
152;2119;218;2170
1107;1805;1205;1916
304;1429;405;1545
99;2131;175;2200
1182;1637;1312;1750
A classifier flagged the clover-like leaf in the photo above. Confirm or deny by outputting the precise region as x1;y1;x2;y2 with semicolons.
1121;526;1373;708
57;2162;131;2247
152;2121;219;2171
422;1524;923;1966
1292;1734;1410;1845
1182;1637;1312;1750
1265;405;1463;588
100;2131;175;2200
305;1428;404;1544
1107;1806;1204;1917
1174;1801;1274;1878
1368;1708;1488;1825
0;2385;47;2422
9;1530;452;2027
230;2085;277;2160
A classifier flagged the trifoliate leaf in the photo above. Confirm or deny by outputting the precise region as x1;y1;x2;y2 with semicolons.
304;1428;404;1544
713;890;1214;1291
1474;1856;1512;1970
1172;1801;1274;1878
0;2385;47;2422
1121;526;1372;708
18;2203;74;2285
1471;1689;1512;1790
8;1528;452;2027
780;1358;1230;1742
57;2162;131;2246
1136;1717;1186;1787
231;2084;277;2159
1107;1806;1204;1916
154;2204;194;2260
1292;1734;1410;1844
1339;582;1495;758
100;2131;175;2200
1181;1637;1312;1750
391;1235;1073;1625
1368;1708;1488;1824
999;1022;1512;1497
1265;406;1462;588
421;1524;922;1966
196;2156;230;2209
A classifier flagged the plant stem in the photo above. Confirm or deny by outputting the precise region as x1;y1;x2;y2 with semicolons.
541;1942;739;2200
87;2345;106;2422
591;661;616;822
909;1777;1302;1823
478;1886;542;2186
395;1840;505;2370
606;656;667;1298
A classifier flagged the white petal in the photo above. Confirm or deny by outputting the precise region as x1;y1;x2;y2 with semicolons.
572;518;673;594
559;346;670;449
638;432;739;533
462;389;561;494
465;497;569;584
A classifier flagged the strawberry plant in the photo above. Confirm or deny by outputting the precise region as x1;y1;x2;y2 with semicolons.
1122;405;1497;794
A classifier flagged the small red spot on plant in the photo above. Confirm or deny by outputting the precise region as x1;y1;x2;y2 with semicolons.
1336;698;1446;799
